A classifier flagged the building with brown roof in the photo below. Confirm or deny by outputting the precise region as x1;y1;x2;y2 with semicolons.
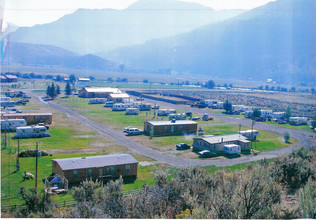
1;113;53;124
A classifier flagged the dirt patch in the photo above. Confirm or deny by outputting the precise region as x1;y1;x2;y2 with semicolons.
138;161;160;167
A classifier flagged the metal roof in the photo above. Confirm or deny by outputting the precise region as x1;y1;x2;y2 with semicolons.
109;93;130;98
147;120;197;126
52;154;138;171
83;87;122;94
5;75;18;79
195;134;248;144
1;113;52;117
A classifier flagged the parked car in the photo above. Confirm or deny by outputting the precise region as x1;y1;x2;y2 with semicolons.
192;117;200;120
136;97;144;101
126;128;143;136
123;126;133;133
255;116;267;122
176;143;191;150
277;120;287;124
198;150;217;158
152;105;160;109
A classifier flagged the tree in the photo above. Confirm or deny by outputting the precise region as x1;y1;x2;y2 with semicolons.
69;74;76;84
56;85;61;96
286;107;291;122
89;76;95;80
223;100;232;114
205;80;215;89
65;82;72;96
252;108;261;118
284;132;290;143
143;79;149;83
50;83;56;99
311;115;316;129
46;85;51;97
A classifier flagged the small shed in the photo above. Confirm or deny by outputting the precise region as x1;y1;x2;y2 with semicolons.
52;154;138;184
144;120;197;136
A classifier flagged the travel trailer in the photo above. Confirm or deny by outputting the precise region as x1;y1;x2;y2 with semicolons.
237;130;259;141
104;101;114;107
1;119;27;131
16;126;51;138
223;144;241;154
168;113;187;120
126;108;139;115
289;117;308;125
89;98;106;104
157;109;177;116
112;103;132;111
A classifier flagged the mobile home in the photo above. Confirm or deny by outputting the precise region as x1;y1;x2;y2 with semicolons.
0;97;11;102
157;109;177;116
143;120;197;136
260;110;273;118
104;101;114;107
273;112;286;120
289;117;308;125
168;113;187;120
126;108;139;115
237;130;259;141
0;101;16;108
16;126;51;138
205;100;220;107
1;119;27;131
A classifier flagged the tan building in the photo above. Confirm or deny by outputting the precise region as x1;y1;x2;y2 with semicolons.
1;113;53;124
52;154;138;184
79;87;122;98
144;120;197;136
193;134;251;152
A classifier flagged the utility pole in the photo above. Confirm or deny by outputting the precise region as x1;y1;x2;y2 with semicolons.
35;142;38;190
16;140;20;171
251;119;254;153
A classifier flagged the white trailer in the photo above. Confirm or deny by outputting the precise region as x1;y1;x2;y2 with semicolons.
215;102;224;109
223;144;241;154
232;105;245;112
0;97;11;102
126;108;139;115
104;101;114;107
112;103;132;111
16;126;51;138
205;100;220;107
289;117;308;125
1;119;27;131
260;110;273;118
89;98;106;104
273;112;286;120
168;113;187;120
238;130;259;141
0;101;16;108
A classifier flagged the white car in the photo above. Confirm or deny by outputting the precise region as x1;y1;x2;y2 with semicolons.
126;128;143;136
123;126;133;133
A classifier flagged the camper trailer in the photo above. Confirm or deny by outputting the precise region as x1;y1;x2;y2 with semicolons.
104;101;114;107
223;144;241;154
273;112;286;120
157;109;177;116
238;130;259;141
205;100;220;108
1;119;27;131
126;108;139;115
112;103;132;111
260;110;273;119
289;117;308;125
0;101;16;108
168;113;187;120
0;97;11;102
16;126;51;138
89;98;106;104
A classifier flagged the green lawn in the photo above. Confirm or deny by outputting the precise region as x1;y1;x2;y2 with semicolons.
265;121;313;132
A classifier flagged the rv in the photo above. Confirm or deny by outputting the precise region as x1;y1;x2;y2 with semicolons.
0;97;11;102
223;144;241;154
16;126;51;138
168;113;187;120
133;102;151;111
126;108;139;115
89;98;106;104
289;117;308;125
104;101;114;107
244;111;253;118
273;112;286;120
0;101;16;108
238;130;259;141
215;102;224;109
205;100;220;108
232;105;245;112
157;109;177;116
1;119;27;131
112;103;131;111
260;110;273;118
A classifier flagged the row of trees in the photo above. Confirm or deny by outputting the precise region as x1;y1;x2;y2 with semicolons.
46;82;72;99
11;147;316;218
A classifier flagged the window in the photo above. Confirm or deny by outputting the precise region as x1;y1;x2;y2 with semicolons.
73;170;78;178
46;116;50;119
34;116;38;119
23;116;26;119
106;167;115;175
111;167;114;174
106;167;110;175
126;165;130;173
88;169;93;177
99;168;103;176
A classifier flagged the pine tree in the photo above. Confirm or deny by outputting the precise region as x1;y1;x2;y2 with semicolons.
56;85;61;96
49;83;56;99
65;82;72;96
46;85;51;97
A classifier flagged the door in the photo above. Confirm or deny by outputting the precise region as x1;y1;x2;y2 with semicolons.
171;126;174;133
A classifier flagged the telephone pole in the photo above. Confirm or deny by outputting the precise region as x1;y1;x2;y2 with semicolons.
35;142;38;190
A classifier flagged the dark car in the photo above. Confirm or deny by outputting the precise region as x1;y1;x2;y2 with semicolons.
198;150;217;158
176;143;191;150
277;120;287;124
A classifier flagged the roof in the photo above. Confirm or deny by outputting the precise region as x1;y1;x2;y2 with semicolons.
83;87;122;94
195;134;248;144
1;113;53;117
52;154;138;171
109;93;130;98
0;76;7;79
78;78;90;81
147;120;197;126
5;75;18;79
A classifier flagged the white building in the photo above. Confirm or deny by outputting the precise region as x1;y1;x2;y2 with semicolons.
289;117;308;125
273;112;286;120
1;119;27;131
16;126;50;138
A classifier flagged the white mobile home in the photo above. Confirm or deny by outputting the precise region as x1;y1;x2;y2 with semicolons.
0;101;16;108
223;144;241;154
89;98;106;104
260;110;273;118
215;102;224;109
232;105;245;112
16;126;51;138
133;103;151;111
112;103;132;111
0;97;11;102
1;119;27;131
126;108;139;115
289;117;308;125
237;130;259;141
241;106;253;112
205;100;220;107
104;101;114;107
273;112;286;120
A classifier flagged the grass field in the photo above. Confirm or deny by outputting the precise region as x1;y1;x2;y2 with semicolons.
265;121;313;132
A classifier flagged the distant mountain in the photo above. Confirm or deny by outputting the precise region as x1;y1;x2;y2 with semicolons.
1;42;118;70
9;0;244;54
105;0;316;84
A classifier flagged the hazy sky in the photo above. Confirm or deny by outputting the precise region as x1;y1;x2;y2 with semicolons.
3;0;275;27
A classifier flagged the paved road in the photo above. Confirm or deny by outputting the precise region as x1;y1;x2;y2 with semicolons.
31;92;316;168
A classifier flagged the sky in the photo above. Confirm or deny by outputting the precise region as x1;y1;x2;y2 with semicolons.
2;0;275;28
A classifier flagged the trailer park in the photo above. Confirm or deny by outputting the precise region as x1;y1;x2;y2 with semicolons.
1;78;315;208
